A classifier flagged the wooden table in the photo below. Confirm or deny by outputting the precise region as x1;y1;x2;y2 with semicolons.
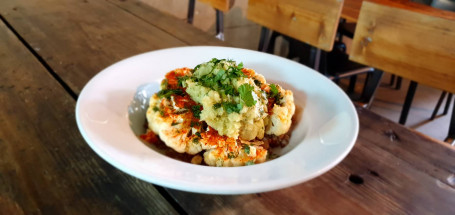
1;0;454;214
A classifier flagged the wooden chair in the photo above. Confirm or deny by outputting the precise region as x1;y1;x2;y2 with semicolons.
349;1;455;143
187;0;234;40
247;0;383;107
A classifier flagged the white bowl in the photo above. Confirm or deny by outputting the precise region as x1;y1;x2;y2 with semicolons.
75;46;358;194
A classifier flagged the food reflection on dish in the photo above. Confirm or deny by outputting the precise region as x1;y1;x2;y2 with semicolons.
140;58;296;167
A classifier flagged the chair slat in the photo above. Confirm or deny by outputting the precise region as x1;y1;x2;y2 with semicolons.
247;0;343;51
350;1;455;94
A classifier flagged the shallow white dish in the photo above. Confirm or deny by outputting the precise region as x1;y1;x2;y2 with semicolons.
75;46;358;194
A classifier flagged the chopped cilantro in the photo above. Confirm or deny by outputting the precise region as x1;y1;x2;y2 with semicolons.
177;76;189;87
243;144;250;154
254;79;261;87
190;121;200;127
269;84;279;97
152;106;159;112
228;152;236;159
238;84;257;107
171;122;179;126
245;161;255;166
195;132;202;138
213;103;222;109
157;89;184;99
268;84;283;104
193;138;199;144
223;102;243;114
191;105;202;118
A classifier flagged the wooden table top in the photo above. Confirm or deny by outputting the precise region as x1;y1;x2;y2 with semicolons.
1;0;454;214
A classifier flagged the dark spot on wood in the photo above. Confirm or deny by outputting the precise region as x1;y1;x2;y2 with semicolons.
383;129;399;142
12;7;18;11
369;170;379;177
8;85;15;89
38;87;43;91
256;193;262;197
349;174;364;185
24;86;30;90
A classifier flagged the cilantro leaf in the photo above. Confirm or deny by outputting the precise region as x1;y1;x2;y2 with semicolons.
245;161;255;166
157;89;184;99
238;84;257;107
191;105;202;118
213;103;222;109
268;84;283;105
177;76;189;87
243;144;250;154
223;102;243;114
228;152;237;159
269;84;279;97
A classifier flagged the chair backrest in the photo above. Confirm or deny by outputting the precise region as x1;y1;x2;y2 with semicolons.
199;0;234;12
349;1;455;94
246;0;343;51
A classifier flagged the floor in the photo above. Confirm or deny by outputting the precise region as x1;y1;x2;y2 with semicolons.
141;0;453;142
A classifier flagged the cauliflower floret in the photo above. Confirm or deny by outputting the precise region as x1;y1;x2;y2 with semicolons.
146;95;203;154
266;89;295;136
203;143;268;167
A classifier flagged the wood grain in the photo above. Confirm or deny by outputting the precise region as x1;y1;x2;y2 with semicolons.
199;0;234;12
350;1;455;94
166;107;455;214
246;0;343;51
342;0;455;22
107;0;225;46
0;0;222;96
0;18;178;215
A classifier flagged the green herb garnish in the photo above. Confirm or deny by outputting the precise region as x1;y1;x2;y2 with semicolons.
157;89;184;99
228;152;237;159
238;84;257;107
152;106;159;112
195;132;202;138
213;103;222;109
243;144;250;154
190;121;200;127
191;105;202;118
245;161;255;166
268;84;283;105
222;102;243;114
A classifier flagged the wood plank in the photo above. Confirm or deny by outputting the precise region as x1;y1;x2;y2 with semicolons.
199;0;235;12
0;20;178;214
165;108;455;214
246;0;343;51
342;0;455;22
107;0;225;46
350;1;455;94
0;0;218;95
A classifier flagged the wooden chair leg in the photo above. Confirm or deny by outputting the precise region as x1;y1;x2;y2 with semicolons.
359;69;383;108
399;81;418;125
445;97;455;145
215;9;224;41
390;74;396;86
431;91;447;120
187;0;195;24
258;27;270;52
395;76;402;90
347;75;357;94
443;93;453;115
